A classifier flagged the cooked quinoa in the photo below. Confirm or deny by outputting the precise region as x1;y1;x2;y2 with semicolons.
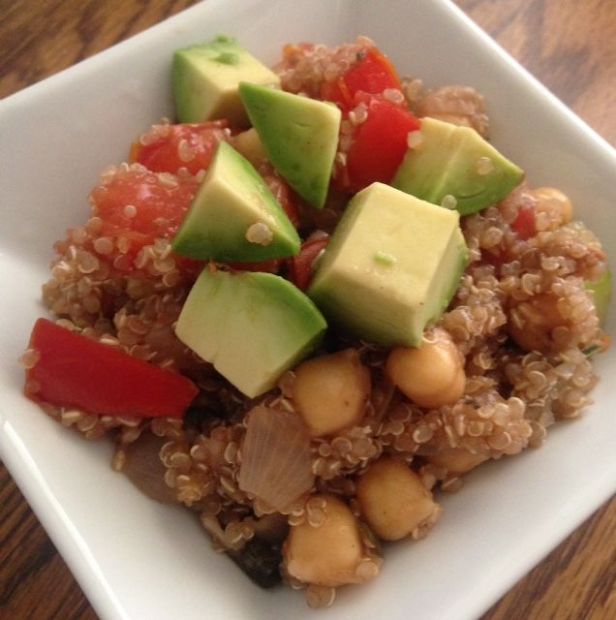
22;37;610;608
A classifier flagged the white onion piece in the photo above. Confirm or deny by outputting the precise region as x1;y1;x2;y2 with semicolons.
239;406;314;512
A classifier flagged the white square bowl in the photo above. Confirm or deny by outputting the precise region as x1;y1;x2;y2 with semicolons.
1;1;614;619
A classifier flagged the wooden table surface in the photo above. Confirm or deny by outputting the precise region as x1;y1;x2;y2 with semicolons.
1;1;614;618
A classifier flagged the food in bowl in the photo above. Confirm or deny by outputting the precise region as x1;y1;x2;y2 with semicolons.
20;36;611;608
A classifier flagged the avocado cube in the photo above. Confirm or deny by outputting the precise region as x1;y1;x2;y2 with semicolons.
308;183;468;347
239;83;341;209
173;37;280;126
392;117;524;215
172;142;300;262
176;269;327;397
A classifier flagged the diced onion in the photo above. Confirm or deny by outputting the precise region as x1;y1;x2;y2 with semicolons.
239;406;314;511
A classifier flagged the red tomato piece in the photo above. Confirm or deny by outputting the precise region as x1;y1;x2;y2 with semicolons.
26;319;198;418
131;122;229;175
262;172;301;228
90;167;199;265
288;236;330;291
343;49;401;100
511;205;537;240
320;79;353;112
345;97;421;191
321;49;401;111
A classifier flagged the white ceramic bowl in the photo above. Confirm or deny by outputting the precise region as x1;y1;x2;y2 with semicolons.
1;1;614;619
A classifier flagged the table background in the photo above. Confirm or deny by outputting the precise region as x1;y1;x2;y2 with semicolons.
1;0;614;618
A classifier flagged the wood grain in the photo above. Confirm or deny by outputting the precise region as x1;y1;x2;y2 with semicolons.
1;1;614;618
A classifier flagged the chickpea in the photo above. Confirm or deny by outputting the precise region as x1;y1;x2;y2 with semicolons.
356;458;439;541
284;495;366;587
292;349;371;437
531;187;573;230
426;448;487;474
508;293;565;353
230;128;268;167
385;328;465;409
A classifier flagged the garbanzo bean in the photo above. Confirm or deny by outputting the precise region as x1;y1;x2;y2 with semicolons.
531;186;573;229
283;495;365;587
356;458;439;541
292;349;371;437
385;328;465;408
508;293;565;353
231;128;268;168
426;448;488;474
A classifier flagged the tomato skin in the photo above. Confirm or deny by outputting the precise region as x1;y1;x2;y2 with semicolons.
288;236;330;291
345;97;421;191
511;205;537;240
26;319;198;418
320;49;401;112
131;122;228;175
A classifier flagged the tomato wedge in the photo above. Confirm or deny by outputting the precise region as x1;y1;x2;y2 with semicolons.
345;97;421;191
511;205;537;240
289;236;330;291
321;49;401;112
25;319;198;418
90;167;199;271
130;122;229;176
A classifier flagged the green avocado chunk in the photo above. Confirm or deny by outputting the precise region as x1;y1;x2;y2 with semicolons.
308;182;468;347
392;117;524;215
586;268;612;326
176;268;327;397
173;36;280;126
172;142;300;262
239;83;341;209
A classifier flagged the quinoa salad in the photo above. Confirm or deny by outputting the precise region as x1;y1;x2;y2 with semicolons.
21;37;611;608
